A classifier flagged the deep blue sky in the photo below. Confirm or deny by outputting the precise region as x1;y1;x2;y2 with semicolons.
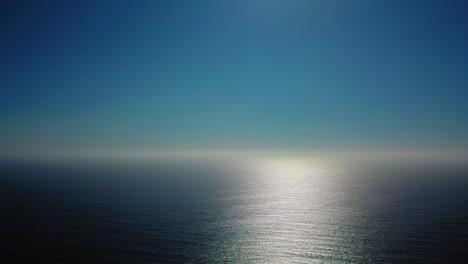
1;0;467;152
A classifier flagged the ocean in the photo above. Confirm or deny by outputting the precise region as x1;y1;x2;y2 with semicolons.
2;156;468;263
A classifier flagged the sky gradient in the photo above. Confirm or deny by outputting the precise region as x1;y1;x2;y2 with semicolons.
1;0;468;153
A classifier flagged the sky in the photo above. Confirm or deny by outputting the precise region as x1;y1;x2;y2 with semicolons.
1;0;467;153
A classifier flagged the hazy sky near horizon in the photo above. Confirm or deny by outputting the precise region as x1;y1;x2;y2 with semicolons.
1;0;467;151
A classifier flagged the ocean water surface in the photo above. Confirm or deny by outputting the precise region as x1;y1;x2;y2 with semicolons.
2;156;468;263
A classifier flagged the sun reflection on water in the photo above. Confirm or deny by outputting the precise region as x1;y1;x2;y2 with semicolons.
217;157;351;263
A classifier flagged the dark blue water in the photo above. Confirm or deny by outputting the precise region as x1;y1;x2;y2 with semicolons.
2;158;468;263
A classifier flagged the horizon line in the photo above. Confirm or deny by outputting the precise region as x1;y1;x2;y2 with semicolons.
1;148;468;162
